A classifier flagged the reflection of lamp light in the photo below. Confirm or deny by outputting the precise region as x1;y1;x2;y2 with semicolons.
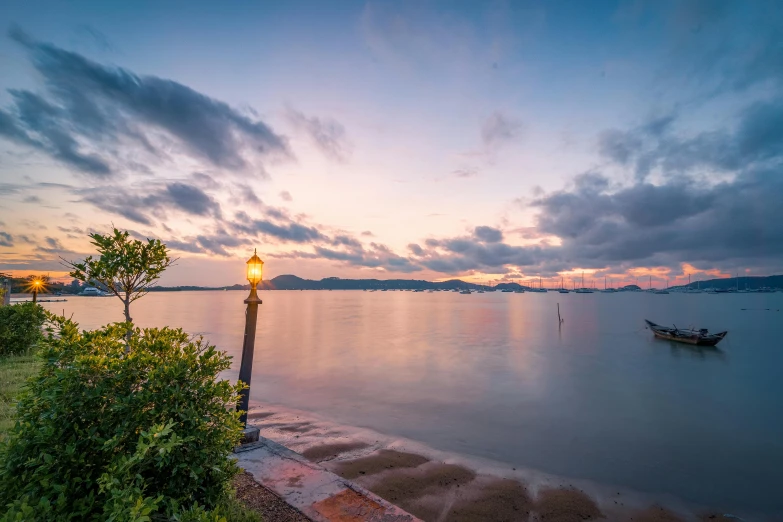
246;249;264;288
237;249;263;442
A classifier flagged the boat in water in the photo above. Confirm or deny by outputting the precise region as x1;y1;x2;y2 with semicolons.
644;320;727;346
79;287;107;296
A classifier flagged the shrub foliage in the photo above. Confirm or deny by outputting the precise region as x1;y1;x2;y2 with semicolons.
0;302;46;356
0;316;246;521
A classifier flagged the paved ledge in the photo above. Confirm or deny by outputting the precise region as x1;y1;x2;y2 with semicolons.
235;434;421;522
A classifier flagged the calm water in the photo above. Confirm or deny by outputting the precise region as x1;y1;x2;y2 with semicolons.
43;290;783;514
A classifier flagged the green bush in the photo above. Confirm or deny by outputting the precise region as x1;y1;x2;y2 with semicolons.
0;302;46;356
0;317;249;521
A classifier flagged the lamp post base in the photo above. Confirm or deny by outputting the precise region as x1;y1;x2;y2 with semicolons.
240;425;260;444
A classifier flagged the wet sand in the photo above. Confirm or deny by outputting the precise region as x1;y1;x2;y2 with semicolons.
245;402;763;522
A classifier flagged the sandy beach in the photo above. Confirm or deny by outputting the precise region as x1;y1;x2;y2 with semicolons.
246;403;746;522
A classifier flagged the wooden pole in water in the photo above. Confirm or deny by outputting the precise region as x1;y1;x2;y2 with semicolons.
557;303;563;324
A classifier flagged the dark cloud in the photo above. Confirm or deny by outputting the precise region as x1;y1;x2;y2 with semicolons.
164;239;204;255
481;111;522;149
473;226;503;243
8;89;112;176
332;235;363;249
600;99;783;180
531;166;783;270
165;182;221;217
23;195;42;204
0;183;23;195
232;211;328;243
314;243;421;273
279;190;293;202
80;182;221;225
286;107;351;162
37;236;69;253
0;232;13;247
194;232;250;256
191;172;220;189
417;237;548;273
1;27;289;176
408;243;424;256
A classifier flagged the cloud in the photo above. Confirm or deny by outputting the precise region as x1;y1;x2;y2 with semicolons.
279;190;293;201
1;27;290;177
80;182;221;226
531;166;783;271
410;94;783;276
286;108;351;162
600;99;783;180
165;183;221;217
0;232;13;247
415;236;549;273
190;172;220;189
314;242;422;273
232;211;328;244
481;111;522;149
473;226;503;243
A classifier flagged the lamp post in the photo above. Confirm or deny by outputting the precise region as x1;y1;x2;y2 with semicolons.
237;249;263;439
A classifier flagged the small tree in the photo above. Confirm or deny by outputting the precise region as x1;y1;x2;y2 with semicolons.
64;229;175;330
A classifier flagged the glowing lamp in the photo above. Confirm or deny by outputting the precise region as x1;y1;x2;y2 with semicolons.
246;249;264;287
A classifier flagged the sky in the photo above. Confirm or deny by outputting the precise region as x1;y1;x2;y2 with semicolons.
0;0;782;287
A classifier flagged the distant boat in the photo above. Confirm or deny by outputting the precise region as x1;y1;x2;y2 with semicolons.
574;272;593;293
513;289;524;293
79;287;106;296
501;289;513;293
460;289;472;294
653;289;669;294
645;320;727;346
558;289;570;293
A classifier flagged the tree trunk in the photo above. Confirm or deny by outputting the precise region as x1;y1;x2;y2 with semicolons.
123;296;132;353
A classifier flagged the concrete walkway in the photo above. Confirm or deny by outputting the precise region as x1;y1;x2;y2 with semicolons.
235;435;421;522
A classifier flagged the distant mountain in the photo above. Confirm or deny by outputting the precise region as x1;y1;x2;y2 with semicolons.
147;274;783;292
671;275;783;290
149;275;533;292
262;275;522;291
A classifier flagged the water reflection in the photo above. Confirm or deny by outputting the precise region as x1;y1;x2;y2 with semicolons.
42;291;783;513
665;342;727;361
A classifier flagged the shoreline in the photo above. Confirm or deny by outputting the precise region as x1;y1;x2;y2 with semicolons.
246;400;762;522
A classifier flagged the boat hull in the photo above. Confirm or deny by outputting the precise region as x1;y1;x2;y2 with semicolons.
645;320;727;347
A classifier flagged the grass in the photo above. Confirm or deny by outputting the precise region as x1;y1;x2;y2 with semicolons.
0;353;40;438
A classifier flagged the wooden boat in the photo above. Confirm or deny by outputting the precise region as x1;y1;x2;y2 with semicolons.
645;320;727;346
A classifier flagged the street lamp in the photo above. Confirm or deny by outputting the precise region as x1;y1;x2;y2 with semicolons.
30;278;43;304
237;249;263;440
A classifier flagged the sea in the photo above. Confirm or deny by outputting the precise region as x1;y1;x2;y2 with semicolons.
41;290;783;517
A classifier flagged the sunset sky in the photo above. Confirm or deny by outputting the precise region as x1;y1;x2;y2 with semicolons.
1;0;782;287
